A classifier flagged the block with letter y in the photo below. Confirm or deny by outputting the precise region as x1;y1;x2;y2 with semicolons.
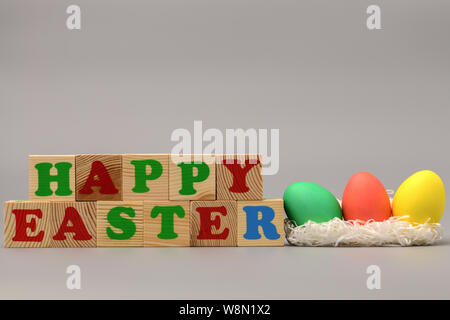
216;154;263;200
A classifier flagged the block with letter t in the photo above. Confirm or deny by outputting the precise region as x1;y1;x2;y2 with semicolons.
144;200;190;246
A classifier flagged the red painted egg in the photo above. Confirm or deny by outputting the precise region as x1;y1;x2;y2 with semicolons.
342;171;391;222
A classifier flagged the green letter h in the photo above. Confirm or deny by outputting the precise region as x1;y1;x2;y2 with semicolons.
34;162;72;197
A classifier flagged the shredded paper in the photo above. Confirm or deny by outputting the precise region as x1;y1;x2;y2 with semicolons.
285;216;442;247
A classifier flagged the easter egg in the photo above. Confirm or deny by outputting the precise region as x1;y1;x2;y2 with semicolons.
342;171;391;222
392;170;445;224
283;182;342;226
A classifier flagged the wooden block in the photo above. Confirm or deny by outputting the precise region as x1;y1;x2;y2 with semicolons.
122;154;168;200
169;154;216;200
96;201;143;247
76;154;122;201
237;199;285;247
190;200;237;247
144;200;190;247
49;201;97;247
4;201;52;248
29;155;76;201
216;154;263;200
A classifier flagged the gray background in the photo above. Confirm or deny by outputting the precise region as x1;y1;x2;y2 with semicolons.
1;0;449;299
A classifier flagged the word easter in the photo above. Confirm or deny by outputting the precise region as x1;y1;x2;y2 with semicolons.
3;154;284;247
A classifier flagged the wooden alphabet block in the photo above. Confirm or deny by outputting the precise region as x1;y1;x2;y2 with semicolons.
76;154;122;201
29;155;75;201
122;154;168;200
237;199;285;247
169;154;216;200
216;154;263;200
144;201;190;247
96;201;143;247
50;201;97;247
4;201;52;248
190;200;237;247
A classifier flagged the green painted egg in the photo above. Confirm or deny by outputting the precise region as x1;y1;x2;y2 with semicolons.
283;182;343;226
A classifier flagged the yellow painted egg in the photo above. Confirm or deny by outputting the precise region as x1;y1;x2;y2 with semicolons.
393;170;445;224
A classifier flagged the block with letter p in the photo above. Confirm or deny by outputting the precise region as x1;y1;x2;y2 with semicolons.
237;199;285;246
29;155;75;201
122;154;168;200
169;154;215;200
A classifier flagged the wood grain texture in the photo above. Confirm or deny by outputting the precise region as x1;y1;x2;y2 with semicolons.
144;200;190;247
190;200;237;247
76;154;122;201
4;201;52;248
216;154;263;200
29;155;75;201
169;154;216;200
237;199;285;247
122;154;168;200
96;201;143;247
49;201;97;247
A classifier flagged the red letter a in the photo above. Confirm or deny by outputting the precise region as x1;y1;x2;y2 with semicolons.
196;206;229;240
223;159;260;193
53;207;92;241
12;209;44;242
79;160;119;194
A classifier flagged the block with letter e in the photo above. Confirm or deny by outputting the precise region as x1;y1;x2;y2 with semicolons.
76;154;122;201
96;201;143;247
144;200;189;246
4;201;52;248
237;199;285;247
29;155;75;201
190;200;237;247
122;154;168;200
169;154;215;200
216;154;263;200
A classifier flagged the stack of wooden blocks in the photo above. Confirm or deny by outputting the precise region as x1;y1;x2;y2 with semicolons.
3;154;285;247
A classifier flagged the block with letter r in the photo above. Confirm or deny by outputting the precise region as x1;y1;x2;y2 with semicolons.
237;199;285;246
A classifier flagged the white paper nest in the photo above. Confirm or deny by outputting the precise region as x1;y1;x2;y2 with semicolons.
285;216;443;247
